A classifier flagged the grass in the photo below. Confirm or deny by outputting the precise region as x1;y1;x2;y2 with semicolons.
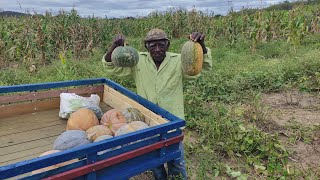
182;36;320;179
1;34;320;179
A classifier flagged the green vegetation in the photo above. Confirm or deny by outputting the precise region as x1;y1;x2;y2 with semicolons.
0;2;320;67
1;1;320;179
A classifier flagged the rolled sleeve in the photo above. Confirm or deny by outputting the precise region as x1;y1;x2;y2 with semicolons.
202;48;213;73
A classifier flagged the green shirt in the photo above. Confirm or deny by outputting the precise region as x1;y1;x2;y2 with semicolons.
102;48;212;119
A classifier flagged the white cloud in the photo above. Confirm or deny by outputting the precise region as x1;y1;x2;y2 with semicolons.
0;0;298;18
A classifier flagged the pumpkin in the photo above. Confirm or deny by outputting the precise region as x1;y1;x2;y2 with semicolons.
66;108;99;131
101;109;127;135
115;121;149;136
53;130;91;150
122;107;145;123
94;135;114;142
82;104;103;119
86;125;113;141
31;150;78;174
111;45;139;67
181;40;204;76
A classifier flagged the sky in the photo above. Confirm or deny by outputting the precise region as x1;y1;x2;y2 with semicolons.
0;0;298;18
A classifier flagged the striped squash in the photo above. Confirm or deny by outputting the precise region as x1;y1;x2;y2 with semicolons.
111;46;139;67
181;41;204;76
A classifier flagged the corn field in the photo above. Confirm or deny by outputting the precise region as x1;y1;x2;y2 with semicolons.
0;3;320;68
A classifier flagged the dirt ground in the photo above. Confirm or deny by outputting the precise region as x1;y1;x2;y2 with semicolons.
261;90;320;171
130;171;155;180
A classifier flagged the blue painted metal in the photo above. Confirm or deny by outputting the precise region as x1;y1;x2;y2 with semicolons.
43;136;182;180
85;153;97;180
0;123;183;179
23;131;180;180
97;150;181;179
0;78;106;93
20;160;87;180
96;130;181;162
160;133;169;158
0;78;185;179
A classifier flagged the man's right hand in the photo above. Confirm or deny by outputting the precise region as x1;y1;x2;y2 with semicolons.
189;32;207;54
113;34;126;47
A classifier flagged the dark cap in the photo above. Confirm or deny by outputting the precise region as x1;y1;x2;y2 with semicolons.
144;28;169;42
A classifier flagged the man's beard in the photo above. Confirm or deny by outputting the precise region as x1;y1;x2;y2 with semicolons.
151;53;166;63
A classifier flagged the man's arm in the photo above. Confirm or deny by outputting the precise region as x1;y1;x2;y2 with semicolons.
201;47;213;73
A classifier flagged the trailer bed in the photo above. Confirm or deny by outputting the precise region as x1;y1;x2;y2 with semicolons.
0;79;185;180
0;103;112;166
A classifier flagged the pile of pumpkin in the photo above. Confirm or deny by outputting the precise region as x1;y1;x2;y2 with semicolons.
32;106;149;174
56;107;149;150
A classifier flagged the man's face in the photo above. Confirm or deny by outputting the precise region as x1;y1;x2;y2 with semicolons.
147;40;168;63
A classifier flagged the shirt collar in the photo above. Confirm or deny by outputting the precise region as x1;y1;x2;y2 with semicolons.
146;52;172;73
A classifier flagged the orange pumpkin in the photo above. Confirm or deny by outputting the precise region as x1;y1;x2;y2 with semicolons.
66;108;99;131
100;109;127;135
86;125;113;141
31;150;78;174
94;135;114;142
115;121;149;136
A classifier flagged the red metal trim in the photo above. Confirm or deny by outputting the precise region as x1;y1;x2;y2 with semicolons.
0;85;104;105
43;135;184;180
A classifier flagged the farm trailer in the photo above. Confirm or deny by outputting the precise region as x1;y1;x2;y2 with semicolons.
0;78;185;180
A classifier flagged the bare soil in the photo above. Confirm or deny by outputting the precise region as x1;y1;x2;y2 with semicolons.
130;171;155;180
261;90;320;171
262;90;320;126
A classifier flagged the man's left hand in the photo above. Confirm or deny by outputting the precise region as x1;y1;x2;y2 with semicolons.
189;32;207;54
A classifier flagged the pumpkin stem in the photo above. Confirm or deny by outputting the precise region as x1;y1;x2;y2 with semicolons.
87;132;96;142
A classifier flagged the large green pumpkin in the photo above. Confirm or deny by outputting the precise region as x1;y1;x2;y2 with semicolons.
181;41;204;76
111;46;139;67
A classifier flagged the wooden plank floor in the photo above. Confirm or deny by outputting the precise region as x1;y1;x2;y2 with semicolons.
0;102;113;167
0;109;66;166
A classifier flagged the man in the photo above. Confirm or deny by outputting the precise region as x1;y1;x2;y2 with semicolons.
102;29;212;180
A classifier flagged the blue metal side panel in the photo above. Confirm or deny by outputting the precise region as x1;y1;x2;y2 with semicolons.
21;131;180;180
0;78;105;93
0;127;182;179
96;145;181;180
96;130;181;161
19;161;87;180
85;153;97;180
24;146;180;180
